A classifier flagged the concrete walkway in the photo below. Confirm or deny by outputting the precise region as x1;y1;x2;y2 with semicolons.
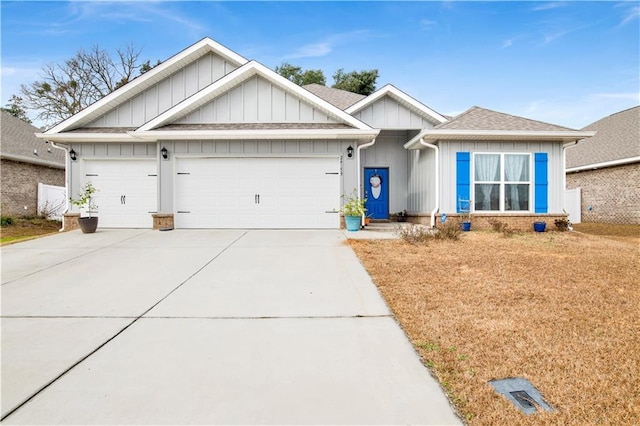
1;229;461;425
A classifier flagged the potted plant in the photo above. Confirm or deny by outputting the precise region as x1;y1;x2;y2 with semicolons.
340;191;367;232
461;210;471;231
69;182;99;233
396;210;408;222
533;221;546;232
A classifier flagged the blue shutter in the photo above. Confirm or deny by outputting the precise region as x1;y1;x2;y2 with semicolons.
534;152;548;213
456;152;471;213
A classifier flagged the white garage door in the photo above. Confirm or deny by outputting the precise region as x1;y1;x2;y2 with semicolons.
84;160;158;228
175;157;340;229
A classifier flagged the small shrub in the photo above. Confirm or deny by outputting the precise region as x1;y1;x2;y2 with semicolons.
488;218;514;237
434;222;461;240
1;216;14;227
397;224;434;244
554;218;571;231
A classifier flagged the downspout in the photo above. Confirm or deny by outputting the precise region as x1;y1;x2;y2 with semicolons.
50;141;70;232
419;138;439;228
356;138;376;227
562;140;581;216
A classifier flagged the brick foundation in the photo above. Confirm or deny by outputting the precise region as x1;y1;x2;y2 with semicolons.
0;159;65;217
63;213;80;231
153;214;174;230
405;213;569;232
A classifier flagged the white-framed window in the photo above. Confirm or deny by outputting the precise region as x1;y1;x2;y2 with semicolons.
473;153;532;212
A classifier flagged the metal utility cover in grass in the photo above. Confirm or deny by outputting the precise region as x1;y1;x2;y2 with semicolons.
489;377;554;415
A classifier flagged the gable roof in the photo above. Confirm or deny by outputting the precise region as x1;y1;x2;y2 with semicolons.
44;37;248;134
404;106;595;148
302;84;366;110
130;61;378;140
0;111;65;168
345;84;447;125
566;106;640;169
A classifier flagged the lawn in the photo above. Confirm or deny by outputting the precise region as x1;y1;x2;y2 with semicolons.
348;224;639;425
0;217;62;245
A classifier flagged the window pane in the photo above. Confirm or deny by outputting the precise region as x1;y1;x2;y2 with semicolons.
505;184;529;211
505;154;529;182
475;184;499;210
475;154;500;181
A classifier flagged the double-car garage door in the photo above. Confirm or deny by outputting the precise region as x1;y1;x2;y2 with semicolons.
175;157;340;229
83;157;340;229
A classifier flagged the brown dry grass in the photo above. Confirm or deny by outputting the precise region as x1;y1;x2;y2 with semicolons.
0;217;62;245
349;230;639;425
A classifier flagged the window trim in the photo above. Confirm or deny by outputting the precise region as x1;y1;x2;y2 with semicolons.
472;152;532;213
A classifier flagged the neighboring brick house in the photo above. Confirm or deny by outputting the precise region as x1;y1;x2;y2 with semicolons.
566;106;640;224
1;111;65;217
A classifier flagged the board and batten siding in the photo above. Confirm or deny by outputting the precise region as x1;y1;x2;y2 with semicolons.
158;140;355;214
352;96;435;129
407;148;437;214
176;76;339;124
438;141;564;214
360;130;413;214
85;53;239;128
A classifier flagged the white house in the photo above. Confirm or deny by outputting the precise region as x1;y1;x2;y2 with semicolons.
37;37;594;231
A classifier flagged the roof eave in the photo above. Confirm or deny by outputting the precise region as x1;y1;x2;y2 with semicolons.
130;128;380;141
404;130;596;149
1;153;65;169
36;132;138;143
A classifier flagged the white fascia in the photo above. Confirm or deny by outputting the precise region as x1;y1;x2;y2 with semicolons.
130;128;380;141
35;132;137;143
136;61;373;133
404;130;596;148
44;38;248;135
345;84;447;124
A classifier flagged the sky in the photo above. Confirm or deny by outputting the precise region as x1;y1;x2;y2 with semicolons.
1;0;638;129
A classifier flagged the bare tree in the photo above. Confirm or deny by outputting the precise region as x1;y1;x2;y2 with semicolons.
20;44;145;126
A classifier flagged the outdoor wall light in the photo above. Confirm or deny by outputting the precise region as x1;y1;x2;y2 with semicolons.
69;149;77;161
160;146;168;160
347;145;354;158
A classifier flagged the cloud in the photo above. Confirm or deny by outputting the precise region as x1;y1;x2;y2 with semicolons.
0;67;17;76
531;2;567;12
283;30;371;60
286;43;332;59
501;39;514;49
64;1;204;34
420;19;437;30
617;4;640;27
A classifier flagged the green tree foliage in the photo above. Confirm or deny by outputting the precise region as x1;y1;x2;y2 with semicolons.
20;44;147;126
275;62;326;86
332;68;379;96
1;95;32;123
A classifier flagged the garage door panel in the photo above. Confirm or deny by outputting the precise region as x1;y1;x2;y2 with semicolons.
84;160;157;228
175;157;339;229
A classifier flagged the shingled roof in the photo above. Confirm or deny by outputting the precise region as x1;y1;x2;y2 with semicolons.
302;84;366;110
566;106;640;169
0;111;65;167
436;106;575;132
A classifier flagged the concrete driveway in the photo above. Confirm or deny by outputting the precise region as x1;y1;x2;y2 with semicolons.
1;229;461;425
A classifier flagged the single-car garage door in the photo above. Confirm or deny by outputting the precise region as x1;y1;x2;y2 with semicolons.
84;160;158;228
175;157;340;229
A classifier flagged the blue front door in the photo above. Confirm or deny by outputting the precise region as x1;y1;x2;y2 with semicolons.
364;168;389;219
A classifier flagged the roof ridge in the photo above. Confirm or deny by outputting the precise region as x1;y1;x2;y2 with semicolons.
474;105;575;131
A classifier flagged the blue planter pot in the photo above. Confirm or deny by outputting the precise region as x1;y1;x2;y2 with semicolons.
461;222;471;232
533;222;546;232
345;215;361;232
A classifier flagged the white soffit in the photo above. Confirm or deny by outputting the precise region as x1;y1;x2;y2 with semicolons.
135;61;374;132
345;84;447;125
44;37;248;134
403;129;597;149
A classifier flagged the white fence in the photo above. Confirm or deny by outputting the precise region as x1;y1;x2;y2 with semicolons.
563;187;581;224
37;183;67;220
